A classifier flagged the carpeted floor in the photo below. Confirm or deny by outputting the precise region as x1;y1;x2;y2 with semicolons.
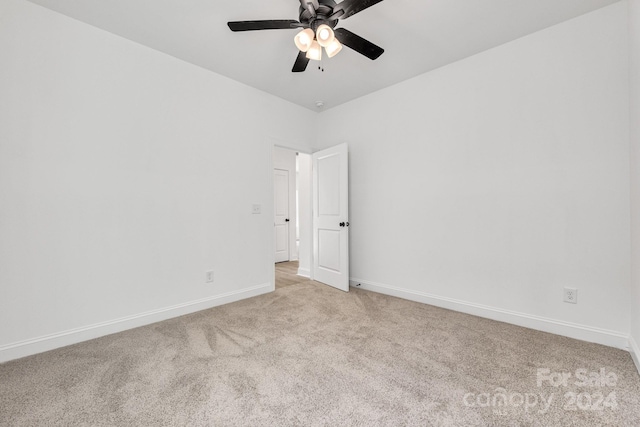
1;264;639;426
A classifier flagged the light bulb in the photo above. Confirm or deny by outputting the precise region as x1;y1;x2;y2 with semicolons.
306;40;322;61
294;28;315;52
315;24;335;47
325;39;343;58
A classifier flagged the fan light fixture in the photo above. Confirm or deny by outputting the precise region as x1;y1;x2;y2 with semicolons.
316;24;335;47
294;25;340;62
325;39;342;58
294;28;314;52
306;40;322;61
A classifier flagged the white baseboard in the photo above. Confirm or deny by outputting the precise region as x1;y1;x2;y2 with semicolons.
350;278;629;350
297;267;311;278
630;335;640;376
0;283;272;364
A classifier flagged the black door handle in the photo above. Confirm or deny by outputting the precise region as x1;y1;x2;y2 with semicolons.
339;222;345;227
285;219;290;222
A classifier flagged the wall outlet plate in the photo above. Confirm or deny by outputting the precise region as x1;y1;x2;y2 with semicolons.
206;270;214;283
563;287;577;304
252;204;261;214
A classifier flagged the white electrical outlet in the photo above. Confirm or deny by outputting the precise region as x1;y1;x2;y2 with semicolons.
252;204;261;214
563;287;577;304
206;270;214;283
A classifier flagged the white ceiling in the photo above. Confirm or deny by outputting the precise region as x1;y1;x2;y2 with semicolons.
26;0;620;111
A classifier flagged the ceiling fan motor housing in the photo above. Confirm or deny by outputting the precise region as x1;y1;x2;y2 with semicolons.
299;0;339;31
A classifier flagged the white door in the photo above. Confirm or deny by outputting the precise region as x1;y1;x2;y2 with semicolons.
313;143;349;291
274;169;290;263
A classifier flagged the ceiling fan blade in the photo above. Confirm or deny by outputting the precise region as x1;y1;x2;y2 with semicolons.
292;51;310;72
330;0;383;20
334;28;384;60
227;20;301;32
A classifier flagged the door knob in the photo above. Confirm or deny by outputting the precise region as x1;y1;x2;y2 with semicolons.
285;218;290;222
339;222;345;227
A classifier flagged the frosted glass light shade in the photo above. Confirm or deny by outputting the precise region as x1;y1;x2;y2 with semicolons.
306;40;322;61
316;24;335;47
325;39;343;58
294;29;315;52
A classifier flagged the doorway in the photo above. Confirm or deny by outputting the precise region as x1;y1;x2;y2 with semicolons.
273;147;312;283
272;144;348;291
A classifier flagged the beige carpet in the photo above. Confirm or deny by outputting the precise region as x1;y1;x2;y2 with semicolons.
1;266;639;426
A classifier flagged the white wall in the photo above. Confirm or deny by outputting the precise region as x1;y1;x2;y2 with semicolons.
0;0;315;361
316;3;631;347
629;0;640;369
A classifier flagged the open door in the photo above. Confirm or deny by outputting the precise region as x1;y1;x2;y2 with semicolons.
312;143;349;292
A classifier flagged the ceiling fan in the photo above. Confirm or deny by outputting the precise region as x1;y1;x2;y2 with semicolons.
227;0;385;72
